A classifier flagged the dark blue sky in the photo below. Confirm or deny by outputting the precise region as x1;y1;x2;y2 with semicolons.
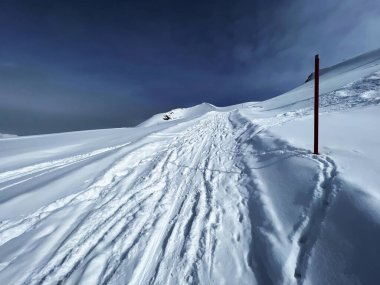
1;0;380;135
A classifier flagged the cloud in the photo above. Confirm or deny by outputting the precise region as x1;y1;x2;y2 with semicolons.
1;0;380;134
233;0;380;95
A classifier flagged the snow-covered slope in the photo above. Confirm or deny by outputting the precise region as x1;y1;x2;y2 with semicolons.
138;102;248;127
0;133;17;139
1;49;380;285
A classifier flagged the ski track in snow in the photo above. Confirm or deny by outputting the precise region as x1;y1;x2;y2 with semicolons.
228;111;341;285
293;155;338;284
2;70;380;284
0;112;338;285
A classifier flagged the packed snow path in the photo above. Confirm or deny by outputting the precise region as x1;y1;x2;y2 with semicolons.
0;109;341;285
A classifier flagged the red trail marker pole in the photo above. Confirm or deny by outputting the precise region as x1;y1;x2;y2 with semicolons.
314;54;319;155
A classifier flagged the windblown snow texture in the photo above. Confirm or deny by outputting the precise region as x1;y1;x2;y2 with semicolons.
1;48;380;284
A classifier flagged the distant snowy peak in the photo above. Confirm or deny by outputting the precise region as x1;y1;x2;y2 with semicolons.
306;47;380;82
139;103;217;127
263;47;380;111
164;103;217;121
139;102;261;128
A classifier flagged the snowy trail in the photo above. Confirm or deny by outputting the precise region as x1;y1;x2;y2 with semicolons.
228;111;343;285
0;113;243;284
2;49;380;285
0;107;343;285
293;155;338;284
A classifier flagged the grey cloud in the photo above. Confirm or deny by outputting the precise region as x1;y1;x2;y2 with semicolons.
0;0;380;134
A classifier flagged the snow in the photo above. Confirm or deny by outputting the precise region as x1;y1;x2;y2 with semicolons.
1;48;380;285
0;133;17;139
